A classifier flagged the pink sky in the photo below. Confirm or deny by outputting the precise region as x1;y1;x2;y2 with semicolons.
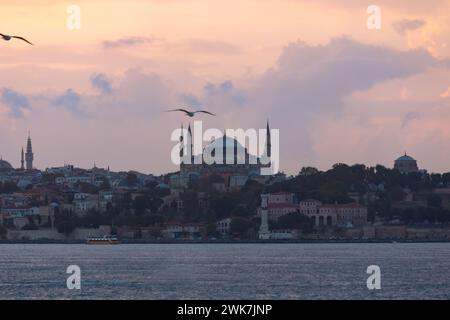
1;0;450;174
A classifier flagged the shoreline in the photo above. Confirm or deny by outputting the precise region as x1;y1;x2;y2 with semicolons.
0;239;449;244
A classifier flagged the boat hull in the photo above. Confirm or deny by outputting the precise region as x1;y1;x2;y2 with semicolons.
86;239;120;245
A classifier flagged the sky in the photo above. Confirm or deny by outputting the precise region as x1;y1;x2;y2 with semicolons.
0;0;450;175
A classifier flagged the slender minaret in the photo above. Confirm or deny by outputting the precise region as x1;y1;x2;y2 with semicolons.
259;193;271;240
25;132;34;170
179;123;184;160
20;147;25;170
187;123;193;164
266;120;271;158
222;131;227;164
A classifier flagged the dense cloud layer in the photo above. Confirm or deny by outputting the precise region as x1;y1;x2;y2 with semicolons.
0;35;449;173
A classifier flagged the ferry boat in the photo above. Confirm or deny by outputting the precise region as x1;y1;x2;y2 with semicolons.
86;235;120;245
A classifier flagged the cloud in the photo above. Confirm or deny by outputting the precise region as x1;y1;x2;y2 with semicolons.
90;73;112;94
402;112;421;128
174;39;242;55
244;37;438;168
108;69;172;116
252;37;435;115
102;37;157;49
393;19;427;35
179;94;202;108
1;35;448;174
441;86;450;98
52;89;84;116
180;80;246;115
0;88;30;118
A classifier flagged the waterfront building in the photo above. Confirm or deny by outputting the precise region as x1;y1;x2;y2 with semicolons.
216;217;232;235
299;200;368;228
257;192;298;221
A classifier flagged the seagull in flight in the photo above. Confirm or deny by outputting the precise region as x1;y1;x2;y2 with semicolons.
165;108;216;117
1;33;33;45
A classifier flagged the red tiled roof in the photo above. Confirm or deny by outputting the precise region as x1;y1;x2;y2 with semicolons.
268;203;297;209
320;202;364;209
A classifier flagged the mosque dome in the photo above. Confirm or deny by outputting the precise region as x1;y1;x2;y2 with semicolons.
394;153;419;174
0;159;13;171
203;136;248;164
396;154;416;162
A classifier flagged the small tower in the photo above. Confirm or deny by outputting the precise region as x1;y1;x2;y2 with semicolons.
20;147;25;170
25;132;34;171
259;193;271;240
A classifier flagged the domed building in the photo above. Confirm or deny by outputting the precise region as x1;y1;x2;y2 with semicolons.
394;153;419;174
179;123;270;177
168;122;273;190
0;158;14;171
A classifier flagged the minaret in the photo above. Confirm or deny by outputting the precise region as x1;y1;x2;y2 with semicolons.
179;123;184;160
222;131;227;164
25;132;34;170
266;120;271;158
187;123;193;164
20;147;25;170
259;193;271;240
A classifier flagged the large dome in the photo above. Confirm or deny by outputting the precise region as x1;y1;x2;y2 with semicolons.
396;154;416;162
0;159;13;171
206;136;246;151
203;136;248;164
394;153;419;174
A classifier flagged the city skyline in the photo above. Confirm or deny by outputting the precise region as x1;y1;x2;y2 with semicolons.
0;129;437;175
1;0;450;175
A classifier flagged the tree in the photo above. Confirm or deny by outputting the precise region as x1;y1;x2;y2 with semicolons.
78;182;99;194
54;210;78;234
230;217;252;237
277;212;314;233
205;223;219;238
0;181;18;193
0;225;7;239
126;172;139;187
389;186;406;202
133;195;150;215
99;178;110;190
427;193;442;209
299;167;319;176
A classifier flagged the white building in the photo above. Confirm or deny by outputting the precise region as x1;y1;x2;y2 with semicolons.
216;217;232;235
257;192;298;221
73;193;99;214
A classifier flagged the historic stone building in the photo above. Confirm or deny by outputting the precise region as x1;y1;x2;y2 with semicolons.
394;153;419;174
178;122;272;179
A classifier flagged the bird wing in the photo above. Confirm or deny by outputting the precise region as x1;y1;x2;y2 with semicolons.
0;33;5;37
165;108;190;114
195;110;216;116
12;36;33;45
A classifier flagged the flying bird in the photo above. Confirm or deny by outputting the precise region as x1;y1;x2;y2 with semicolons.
0;33;34;45
165;108;216;117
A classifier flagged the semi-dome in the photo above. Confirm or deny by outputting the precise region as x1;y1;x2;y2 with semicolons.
0;159;13;171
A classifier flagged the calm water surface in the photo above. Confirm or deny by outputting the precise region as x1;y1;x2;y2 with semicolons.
0;243;449;299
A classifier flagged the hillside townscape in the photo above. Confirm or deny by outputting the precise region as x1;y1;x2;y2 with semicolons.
1;133;450;242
